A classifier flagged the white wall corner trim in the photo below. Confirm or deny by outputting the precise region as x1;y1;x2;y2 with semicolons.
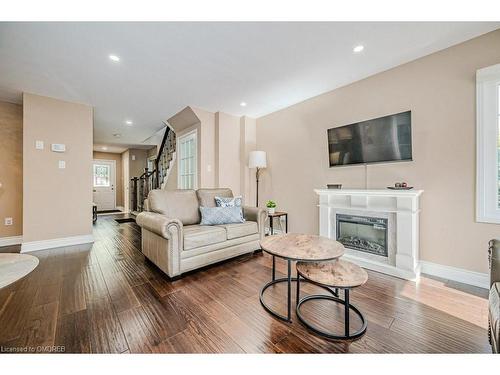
21;234;94;253
0;235;23;247
420;261;489;289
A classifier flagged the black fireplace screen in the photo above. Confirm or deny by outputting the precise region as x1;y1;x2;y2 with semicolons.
336;214;388;257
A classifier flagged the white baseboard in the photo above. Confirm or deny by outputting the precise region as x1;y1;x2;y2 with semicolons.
420;261;489;289
0;235;23;247
21;234;94;253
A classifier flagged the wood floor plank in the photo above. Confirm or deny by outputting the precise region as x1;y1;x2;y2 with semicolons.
54;309;91;353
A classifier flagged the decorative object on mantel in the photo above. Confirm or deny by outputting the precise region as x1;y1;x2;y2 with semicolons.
266;200;277;214
387;182;413;190
327;184;342;189
248;151;267;207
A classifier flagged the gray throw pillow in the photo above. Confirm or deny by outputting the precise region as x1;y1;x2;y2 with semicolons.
214;195;242;207
199;206;245;225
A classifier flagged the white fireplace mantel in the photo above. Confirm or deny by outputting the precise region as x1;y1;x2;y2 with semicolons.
315;188;424;280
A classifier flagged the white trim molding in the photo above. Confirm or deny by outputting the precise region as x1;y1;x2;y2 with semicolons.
476;63;500;224
420;261;489;289
0;235;23;247
21;234;94;253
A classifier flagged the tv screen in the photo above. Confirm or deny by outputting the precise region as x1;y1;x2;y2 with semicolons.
327;111;412;167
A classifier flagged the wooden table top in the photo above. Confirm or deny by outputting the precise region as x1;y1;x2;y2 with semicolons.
260;233;344;261
0;253;39;289
267;211;287;217
297;259;368;288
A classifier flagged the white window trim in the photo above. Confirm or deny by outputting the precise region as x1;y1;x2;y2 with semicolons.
177;129;198;189
476;63;500;224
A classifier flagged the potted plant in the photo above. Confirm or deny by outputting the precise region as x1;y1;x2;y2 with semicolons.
266;200;277;214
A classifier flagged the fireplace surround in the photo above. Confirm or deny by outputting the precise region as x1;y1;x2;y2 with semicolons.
315;188;423;280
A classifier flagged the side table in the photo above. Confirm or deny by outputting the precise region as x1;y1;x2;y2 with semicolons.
267;211;288;236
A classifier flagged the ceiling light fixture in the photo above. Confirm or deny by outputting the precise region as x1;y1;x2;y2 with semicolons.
125;120;133;125
240;102;247;107
109;54;120;62
353;45;364;53
113;133;122;138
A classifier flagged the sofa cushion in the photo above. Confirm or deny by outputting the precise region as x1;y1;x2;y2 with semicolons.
183;225;227;251
148;189;200;225
215;195;242;207
197;188;233;207
217;221;258;240
199;206;245;225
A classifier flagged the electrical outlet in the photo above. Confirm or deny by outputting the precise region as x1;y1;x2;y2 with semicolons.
4;217;13;226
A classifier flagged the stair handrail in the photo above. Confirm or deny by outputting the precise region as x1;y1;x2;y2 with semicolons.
154;123;172;189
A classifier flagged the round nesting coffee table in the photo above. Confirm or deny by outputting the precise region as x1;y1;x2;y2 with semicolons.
296;259;368;340
259;233;344;322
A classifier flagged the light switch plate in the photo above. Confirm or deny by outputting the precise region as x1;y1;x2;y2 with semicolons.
35;140;44;150
132;155;136;161
51;144;66;152
58;160;66;169
4;217;13;226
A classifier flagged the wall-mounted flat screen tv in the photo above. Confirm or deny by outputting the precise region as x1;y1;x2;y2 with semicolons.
327;111;412;167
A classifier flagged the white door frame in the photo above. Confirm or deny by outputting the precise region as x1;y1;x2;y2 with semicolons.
92;159;116;210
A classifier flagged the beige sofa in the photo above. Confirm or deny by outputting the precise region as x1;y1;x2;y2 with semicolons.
136;188;267;278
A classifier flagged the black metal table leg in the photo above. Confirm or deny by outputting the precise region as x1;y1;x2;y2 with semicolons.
285;214;288;233
345;289;350;337
272;256;275;281
296;287;366;341
287;260;291;320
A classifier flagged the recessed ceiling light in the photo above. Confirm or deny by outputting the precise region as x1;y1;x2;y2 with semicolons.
353;45;364;53
240;102;247;107
109;54;120;62
102;146;108;151
113;133;122;138
125;120;133;125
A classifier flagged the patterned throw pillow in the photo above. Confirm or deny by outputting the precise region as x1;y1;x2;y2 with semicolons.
214;196;242;207
199;206;245;225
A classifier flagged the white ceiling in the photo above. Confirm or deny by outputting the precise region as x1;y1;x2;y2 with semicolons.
0;22;498;146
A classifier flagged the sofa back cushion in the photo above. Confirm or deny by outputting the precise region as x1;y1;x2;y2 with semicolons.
196;188;233;207
148;189;200;225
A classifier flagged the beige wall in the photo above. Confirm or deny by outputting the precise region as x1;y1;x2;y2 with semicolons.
23;93;93;242
93;151;124;208
240;116;257;206
215;112;241;195
257;29;500;274
0;101;23;238
122;150;130;212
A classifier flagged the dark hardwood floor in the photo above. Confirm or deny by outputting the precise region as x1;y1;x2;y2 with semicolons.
0;215;491;353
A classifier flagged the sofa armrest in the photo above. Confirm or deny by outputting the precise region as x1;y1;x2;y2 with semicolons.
136;211;183;239
490;239;500;287
243;206;267;240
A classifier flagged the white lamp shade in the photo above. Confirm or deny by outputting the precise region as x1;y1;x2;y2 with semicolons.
248;151;267;169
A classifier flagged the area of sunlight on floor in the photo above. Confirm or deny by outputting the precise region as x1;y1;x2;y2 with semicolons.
399;275;488;329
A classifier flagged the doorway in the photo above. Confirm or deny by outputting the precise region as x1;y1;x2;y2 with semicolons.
92;159;116;211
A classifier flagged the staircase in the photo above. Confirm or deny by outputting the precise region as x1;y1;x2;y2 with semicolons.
130;125;176;213
156;126;176;189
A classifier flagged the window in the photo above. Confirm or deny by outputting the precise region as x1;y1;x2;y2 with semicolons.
93;164;111;187
476;63;500;223
177;130;197;189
